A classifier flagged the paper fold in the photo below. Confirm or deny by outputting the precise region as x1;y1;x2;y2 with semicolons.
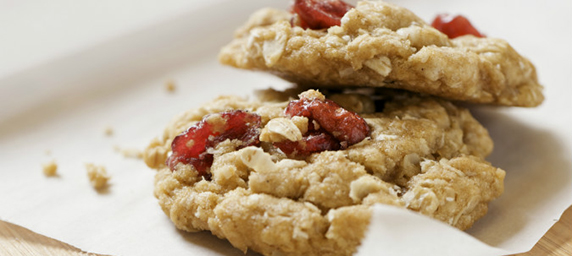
358;205;510;256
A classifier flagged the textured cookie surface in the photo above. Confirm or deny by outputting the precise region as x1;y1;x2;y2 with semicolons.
145;88;505;256
219;1;543;107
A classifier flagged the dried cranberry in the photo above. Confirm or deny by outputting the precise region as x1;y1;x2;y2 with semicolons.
431;14;484;39
167;110;261;177
307;98;370;145
276;95;369;156
274;132;340;156
291;0;353;30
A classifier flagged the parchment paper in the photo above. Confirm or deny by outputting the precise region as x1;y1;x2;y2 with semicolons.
0;1;570;256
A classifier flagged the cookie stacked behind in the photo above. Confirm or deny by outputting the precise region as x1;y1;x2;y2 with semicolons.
219;1;543;107
145;1;542;256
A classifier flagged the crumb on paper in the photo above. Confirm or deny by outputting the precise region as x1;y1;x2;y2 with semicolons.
45;149;52;156
85;163;110;190
104;126;114;137
165;80;176;93
42;160;58;177
122;148;144;159
114;145;144;159
143;138;169;169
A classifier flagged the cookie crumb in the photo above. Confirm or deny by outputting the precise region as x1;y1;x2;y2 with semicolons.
42;160;58;177
85;163;110;190
165;80;176;93
143;138;169;169
114;145;143;159
104;126;114;137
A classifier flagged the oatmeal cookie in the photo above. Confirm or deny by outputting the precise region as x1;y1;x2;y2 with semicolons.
219;1;543;107
145;88;505;256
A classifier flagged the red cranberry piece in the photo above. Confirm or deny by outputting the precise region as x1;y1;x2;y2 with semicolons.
167;110;261;177
274;132;340;156
291;0;353;29
431;14;484;39
277;95;369;156
285;97;370;145
308;98;370;145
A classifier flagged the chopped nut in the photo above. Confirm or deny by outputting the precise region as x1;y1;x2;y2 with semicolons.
312;120;320;130
260;117;303;143
298;89;325;101
262;24;288;67
363;56;392;76
42;160;58;177
349;176;383;202
240;147;276;173
290;116;309;134
85;163;110;190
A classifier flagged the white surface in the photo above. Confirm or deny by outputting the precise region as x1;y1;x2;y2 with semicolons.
358;205;510;256
0;0;571;256
0;0;225;78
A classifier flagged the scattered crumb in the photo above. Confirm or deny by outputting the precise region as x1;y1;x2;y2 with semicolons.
122;148;144;159
85;163;110;190
42;160;58;177
114;145;144;159
104;126;114;137
45;150;52;156
164;80;176;93
143;138;169;168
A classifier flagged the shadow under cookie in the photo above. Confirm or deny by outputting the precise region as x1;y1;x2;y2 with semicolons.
466;107;572;248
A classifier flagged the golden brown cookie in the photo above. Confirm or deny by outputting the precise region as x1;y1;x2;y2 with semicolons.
145;88;505;256
219;1;543;107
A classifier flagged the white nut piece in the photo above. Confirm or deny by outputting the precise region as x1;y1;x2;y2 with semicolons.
299;89;325;101
262;23;288;67
260;117;303;143
364;56;392;77
290;116;309;135
349;176;384;203
240;147;276;173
